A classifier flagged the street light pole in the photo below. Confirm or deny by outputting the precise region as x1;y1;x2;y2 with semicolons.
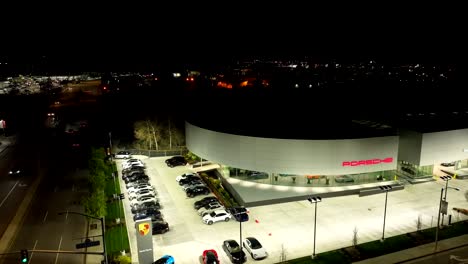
434;188;444;252
59;211;108;264
307;196;322;259
379;185;392;242
440;176;452;226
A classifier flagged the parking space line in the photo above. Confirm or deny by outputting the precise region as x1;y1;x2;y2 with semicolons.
43;211;48;223
54;236;62;264
29;240;38;263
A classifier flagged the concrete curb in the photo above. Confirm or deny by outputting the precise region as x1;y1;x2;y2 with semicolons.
0;173;43;259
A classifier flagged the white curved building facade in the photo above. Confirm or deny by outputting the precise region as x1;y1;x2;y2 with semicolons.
186;122;399;175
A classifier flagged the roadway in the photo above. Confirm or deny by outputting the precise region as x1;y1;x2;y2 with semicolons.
0;80;104;264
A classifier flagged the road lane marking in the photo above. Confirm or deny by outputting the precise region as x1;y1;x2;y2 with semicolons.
43;211;48;223
54;236;62;264
0;180;19;208
29;240;38;263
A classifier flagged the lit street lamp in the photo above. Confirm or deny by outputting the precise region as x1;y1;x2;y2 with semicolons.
307;196;322;259
58;211;108;264
379;185;392;242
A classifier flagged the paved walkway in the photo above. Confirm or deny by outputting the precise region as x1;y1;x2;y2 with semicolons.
353;234;468;264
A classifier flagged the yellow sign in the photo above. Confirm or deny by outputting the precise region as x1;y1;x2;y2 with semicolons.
138;223;150;236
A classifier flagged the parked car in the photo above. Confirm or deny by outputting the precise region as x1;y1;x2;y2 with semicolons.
186;186;210;198
129;189;157;200
178;176;202;186
194;196;219;209
133;210;163;222
165;156;187;167
176;172;198;182
153;255;174;264
227;207;249;222
131;202;161;214
247;171;269;179
441;162;455;167
114;151;131;159
243;237;268;260
334;175;355;183
152;220;170;234
202;209;231;225
202;249;220;264
130;196;158;207
198;202;224;216
222;239;247;263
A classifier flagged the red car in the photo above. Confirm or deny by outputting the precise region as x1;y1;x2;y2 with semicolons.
203;249;220;264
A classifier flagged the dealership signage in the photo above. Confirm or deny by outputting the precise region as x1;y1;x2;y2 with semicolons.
342;157;393;167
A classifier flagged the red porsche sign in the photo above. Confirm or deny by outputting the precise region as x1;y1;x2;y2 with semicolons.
342;157;393;167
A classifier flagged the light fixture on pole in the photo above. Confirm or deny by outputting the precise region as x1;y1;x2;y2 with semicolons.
59;211;108;264
379;185;392;242
307;196;322;259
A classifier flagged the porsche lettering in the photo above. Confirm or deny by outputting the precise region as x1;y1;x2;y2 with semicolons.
342;157;393;167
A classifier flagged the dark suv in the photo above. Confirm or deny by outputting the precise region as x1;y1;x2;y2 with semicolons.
165;156;187;168
186;186;210;198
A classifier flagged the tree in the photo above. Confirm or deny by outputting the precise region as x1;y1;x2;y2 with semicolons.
83;190;107;218
134;120;152;149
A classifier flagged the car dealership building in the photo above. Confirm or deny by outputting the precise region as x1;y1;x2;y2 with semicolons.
185;120;468;206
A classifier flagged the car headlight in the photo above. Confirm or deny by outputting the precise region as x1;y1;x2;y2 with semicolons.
9;171;12;174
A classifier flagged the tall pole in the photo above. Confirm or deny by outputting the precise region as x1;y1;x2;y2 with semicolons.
101;216;108;264
441;179;449;226
109;132;113;157
434;188;444;252
308;196;321;259
313;201;318;259
239;213;242;261
381;190;388;242
59;211;108;264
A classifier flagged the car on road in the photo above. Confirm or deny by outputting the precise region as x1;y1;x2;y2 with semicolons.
153;254;174;264
202;209;231;225
8;166;22;177
114;151;132;159
222;239;247;263
202;249;220;264
243;237;268;260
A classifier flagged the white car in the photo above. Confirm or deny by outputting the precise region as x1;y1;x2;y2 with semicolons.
130;196;158;207
198;202;223;216
202;209;231;225
243;237;268;260
122;161;145;169
175;172;199;182
114;151;131;159
129;189;157;200
127;184;152;193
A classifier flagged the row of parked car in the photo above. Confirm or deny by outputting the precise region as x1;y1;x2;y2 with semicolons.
121;158;170;235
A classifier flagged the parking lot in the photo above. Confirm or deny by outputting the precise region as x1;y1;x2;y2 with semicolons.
117;156;468;264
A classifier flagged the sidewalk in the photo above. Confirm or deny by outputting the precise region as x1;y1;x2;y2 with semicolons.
353;234;468;264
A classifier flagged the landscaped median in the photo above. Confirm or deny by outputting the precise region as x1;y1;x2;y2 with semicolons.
104;162;131;263
82;148;131;264
279;220;468;263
